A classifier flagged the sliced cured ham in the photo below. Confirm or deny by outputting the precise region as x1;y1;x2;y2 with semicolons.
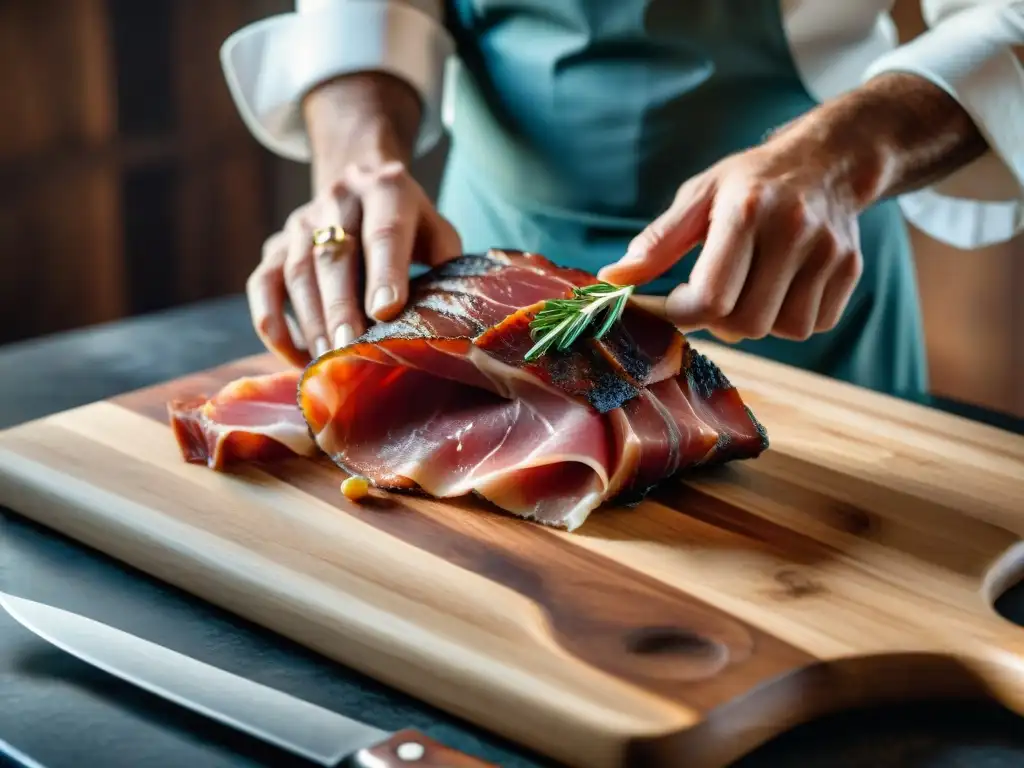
169;249;768;531
168;370;316;470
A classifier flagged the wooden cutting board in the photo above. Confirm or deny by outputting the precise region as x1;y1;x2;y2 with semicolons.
2;341;1024;768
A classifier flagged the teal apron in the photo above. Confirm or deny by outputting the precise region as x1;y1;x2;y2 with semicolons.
437;0;929;399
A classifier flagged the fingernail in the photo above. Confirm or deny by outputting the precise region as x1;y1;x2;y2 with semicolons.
313;336;329;358
598;264;624;280
333;323;355;349
370;285;397;318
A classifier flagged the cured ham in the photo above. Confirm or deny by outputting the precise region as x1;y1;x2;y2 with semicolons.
169;249;768;530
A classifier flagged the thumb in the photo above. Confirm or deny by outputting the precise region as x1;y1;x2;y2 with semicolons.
420;206;463;267
597;176;713;285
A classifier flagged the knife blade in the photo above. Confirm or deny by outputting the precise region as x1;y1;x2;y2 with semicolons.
0;591;493;767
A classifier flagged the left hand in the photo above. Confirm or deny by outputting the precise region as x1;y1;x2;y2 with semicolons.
598;133;865;343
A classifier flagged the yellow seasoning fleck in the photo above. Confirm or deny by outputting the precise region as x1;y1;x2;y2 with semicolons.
340;475;371;501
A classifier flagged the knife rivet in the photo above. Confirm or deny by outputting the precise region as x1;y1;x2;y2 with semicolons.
396;742;426;761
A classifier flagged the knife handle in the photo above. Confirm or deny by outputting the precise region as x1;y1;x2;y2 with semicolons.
353;729;497;767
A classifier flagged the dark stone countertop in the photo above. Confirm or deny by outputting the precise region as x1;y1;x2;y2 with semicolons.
2;294;1024;768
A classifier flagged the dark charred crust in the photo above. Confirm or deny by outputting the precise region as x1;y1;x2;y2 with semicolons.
701;422;769;467
685;350;733;400
539;348;641;414
428;253;506;279
598;329;652;384
587;373;641;413
705;431;734;465
746;404;771;452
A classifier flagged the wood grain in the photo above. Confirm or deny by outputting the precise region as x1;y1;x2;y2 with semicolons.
1;342;1024;767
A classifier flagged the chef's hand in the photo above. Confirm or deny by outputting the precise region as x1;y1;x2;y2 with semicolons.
599;72;987;343
598;136;864;344
249;74;462;368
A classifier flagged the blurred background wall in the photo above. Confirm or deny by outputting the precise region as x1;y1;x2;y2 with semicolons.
0;0;1021;417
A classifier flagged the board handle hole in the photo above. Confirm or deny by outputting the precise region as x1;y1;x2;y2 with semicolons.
987;542;1024;628
625;626;721;657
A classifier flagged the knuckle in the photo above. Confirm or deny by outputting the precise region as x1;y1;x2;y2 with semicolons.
729;307;771;339
285;210;306;232
748;325;772;341
282;256;311;285
261;232;286;262
745;318;772;340
783;319;815;341
671;178;699;205
817;315;840;332
247;264;276;292
323;297;358;323
363;220;410;250
693;290;735;320
785;196;814;237
373;159;410;183
739;181;770;225
630;227;666;257
815;230;842;266
839;250;864;281
348;159;412;191
821;227;841;253
329;178;351;199
245;269;263;294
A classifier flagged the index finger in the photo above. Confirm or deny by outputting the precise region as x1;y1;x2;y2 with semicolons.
664;186;756;327
597;176;712;286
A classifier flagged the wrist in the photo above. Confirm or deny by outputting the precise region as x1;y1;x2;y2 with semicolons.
302;72;423;193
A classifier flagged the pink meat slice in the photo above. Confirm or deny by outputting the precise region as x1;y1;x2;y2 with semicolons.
168;370;317;470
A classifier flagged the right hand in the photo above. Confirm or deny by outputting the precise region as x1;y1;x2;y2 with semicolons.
246;74;462;368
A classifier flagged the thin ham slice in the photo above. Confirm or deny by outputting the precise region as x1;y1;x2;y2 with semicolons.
168;249;768;531
168;370;316;470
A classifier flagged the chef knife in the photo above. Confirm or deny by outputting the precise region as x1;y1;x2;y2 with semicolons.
0;591;493;767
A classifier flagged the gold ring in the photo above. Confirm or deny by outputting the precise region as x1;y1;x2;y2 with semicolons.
312;225;348;248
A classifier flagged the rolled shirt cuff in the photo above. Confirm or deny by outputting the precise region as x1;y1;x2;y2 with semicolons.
219;0;455;162
862;1;1024;249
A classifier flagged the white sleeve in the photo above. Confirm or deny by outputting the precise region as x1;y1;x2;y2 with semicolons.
219;0;455;163
862;0;1024;249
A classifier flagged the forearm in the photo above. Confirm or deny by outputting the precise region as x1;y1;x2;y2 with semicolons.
302;72;423;193
772;72;989;209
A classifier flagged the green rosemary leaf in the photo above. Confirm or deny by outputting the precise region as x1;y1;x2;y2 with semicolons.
594;292;630;339
524;315;574;362
577;283;615;297
524;281;635;361
557;312;592;351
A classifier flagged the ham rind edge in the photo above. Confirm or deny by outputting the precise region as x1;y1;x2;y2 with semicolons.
168;249;769;531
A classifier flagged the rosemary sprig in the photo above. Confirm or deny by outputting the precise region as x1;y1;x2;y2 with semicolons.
523;282;635;362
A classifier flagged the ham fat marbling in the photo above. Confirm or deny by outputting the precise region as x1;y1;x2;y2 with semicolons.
168;249;768;531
